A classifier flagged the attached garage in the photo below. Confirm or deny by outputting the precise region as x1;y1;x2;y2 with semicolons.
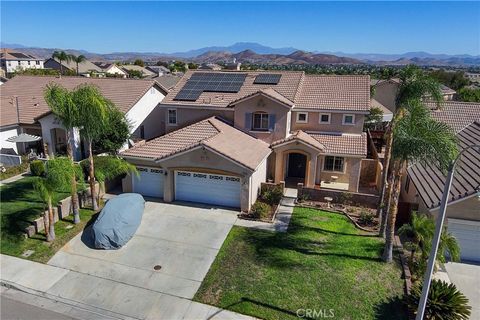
174;170;241;208
448;219;480;262
132;167;164;198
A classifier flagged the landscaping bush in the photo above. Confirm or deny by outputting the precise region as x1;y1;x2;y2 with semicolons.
297;192;310;202
261;186;283;205
338;192;353;205
0;161;29;180
30;160;45;177
407;279;471;320
359;210;375;226
251;201;271;220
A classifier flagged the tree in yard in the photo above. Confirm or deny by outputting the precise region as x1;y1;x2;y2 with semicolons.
364;106;384;130
92;108;131;154
457;87;480;102
382;101;457;262
70;54;87;76
133;59;145;67
72;84;114;211
44;83;82;223
33;157;75;242
52;51;72;76
377;65;445;237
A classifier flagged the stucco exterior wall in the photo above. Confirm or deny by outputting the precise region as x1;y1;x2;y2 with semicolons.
163;106;234;134
233;95;289;144
373;82;398;113
106;65;127;77
432;196;480;222
291;111;365;134
37;113;82;160
126;86;165;139
0;126;20;154
317;156;362;192
3;59;44;73
249;156;268;206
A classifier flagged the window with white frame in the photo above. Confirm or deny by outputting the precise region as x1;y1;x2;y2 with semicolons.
323;156;345;172
168;109;177;125
252;112;269;131
319;113;331;124
342;114;355;125
296;112;308;123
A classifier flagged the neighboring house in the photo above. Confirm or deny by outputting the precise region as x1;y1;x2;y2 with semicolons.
146;65;171;76
0;76;7;86
44;57;103;76
401;101;480;262
121;65;156;78
371;78;456;113
121;70;370;211
465;72;480;83
198;63;222;71
1;49;44;74
0;75;167;159
153;74;181;92
94;62;128;78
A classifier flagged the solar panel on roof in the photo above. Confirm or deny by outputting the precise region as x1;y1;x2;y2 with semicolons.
254;74;282;85
174;72;247;101
9;52;32;59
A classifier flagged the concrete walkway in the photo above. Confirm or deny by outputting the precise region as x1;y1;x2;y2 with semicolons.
234;188;296;232
445;262;480;319
1;254;255;320
0;172;28;186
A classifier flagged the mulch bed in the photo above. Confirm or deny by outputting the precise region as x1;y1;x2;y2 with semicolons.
238;203;279;223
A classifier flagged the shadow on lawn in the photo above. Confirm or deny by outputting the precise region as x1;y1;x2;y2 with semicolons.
374;296;408;320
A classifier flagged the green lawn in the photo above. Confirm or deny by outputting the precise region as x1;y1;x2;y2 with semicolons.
0;176;97;263
195;207;407;320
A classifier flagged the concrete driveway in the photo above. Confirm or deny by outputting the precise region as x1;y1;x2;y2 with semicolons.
48;201;238;300
445;262;480;319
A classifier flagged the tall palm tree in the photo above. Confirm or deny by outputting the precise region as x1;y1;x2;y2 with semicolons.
70;54;86;76
382;101;457;262
377;65;445;237
44;83;82;224
33;157;75;242
72;84;114;211
52;51;72;76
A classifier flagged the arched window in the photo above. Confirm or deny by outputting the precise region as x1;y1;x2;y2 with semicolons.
252;111;269;131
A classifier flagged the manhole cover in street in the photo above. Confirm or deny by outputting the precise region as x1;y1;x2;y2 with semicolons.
154;265;162;271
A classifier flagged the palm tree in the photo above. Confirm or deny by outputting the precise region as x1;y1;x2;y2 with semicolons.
377;65;445;237
52;51;72;76
33;157;75;242
398;212;435;265
382;101;457;262
72;84;114;211
44;83;82;224
70;54;86;76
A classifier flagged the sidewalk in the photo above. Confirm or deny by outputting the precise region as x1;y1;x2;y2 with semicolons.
1;254;255;320
0;172;27;186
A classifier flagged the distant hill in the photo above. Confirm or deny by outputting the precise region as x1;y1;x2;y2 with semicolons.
1;42;478;66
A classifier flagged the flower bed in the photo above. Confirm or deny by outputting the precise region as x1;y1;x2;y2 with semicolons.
238;184;283;223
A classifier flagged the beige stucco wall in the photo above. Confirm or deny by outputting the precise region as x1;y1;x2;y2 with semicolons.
163;107;234;134
249;157;268;206
233;95;289;144
373;82;398;113
291;111;365;134
432;196;480;222
317;156;362;192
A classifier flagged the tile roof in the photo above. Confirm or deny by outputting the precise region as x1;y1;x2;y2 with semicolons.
308;132;367;156
46;58;103;74
1;49;41;60
121;65;156;77
271;130;325;151
0;75;158;127
228;88;294;107
426;101;480;133
153;74;181;92
121;117;271;171
162;70;304;108
295;75;370;112
408;121;480;210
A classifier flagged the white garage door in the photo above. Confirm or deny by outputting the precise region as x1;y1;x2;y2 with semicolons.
448;219;480;262
132;167;164;198
175;170;241;208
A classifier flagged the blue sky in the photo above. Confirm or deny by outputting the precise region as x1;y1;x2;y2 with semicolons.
1;1;479;55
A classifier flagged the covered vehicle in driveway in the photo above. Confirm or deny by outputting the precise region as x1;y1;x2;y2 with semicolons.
92;193;145;249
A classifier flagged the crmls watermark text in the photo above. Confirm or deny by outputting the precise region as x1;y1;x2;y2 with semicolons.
296;308;335;318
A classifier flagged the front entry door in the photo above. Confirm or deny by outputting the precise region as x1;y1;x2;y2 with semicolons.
287;153;307;178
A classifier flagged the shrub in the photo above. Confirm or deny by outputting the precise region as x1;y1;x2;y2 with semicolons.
338;192;353;205
407;279;471;320
297;192;310;202
30;160;45;176
261;186;283;205
359;210;375;226
251;201;271;220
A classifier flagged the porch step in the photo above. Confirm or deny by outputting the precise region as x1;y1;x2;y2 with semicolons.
283;188;298;198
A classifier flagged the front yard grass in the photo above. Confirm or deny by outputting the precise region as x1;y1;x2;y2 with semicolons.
195;207;407;320
0;176;97;263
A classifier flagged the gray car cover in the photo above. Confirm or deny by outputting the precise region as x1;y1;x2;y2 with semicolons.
92;193;145;249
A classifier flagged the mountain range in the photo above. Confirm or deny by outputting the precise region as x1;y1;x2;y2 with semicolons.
1;42;479;66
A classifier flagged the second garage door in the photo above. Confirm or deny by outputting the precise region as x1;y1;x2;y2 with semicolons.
448;219;480;262
132;167;164;198
175;170;241;208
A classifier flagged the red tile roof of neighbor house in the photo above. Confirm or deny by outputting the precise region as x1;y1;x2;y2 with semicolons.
0;75;159;127
121;117;271;171
161;70;370;112
426;101;480;133
408;121;480;210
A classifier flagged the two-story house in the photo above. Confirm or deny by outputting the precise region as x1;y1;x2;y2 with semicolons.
1;49;44;74
121;70;370;211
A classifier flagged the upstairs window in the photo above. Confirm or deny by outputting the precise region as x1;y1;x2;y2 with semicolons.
324;156;345;172
296;112;308;123
342;114;355;125
36;61;40;65
168;109;177;125
252;112;269;131
319;113;331;124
